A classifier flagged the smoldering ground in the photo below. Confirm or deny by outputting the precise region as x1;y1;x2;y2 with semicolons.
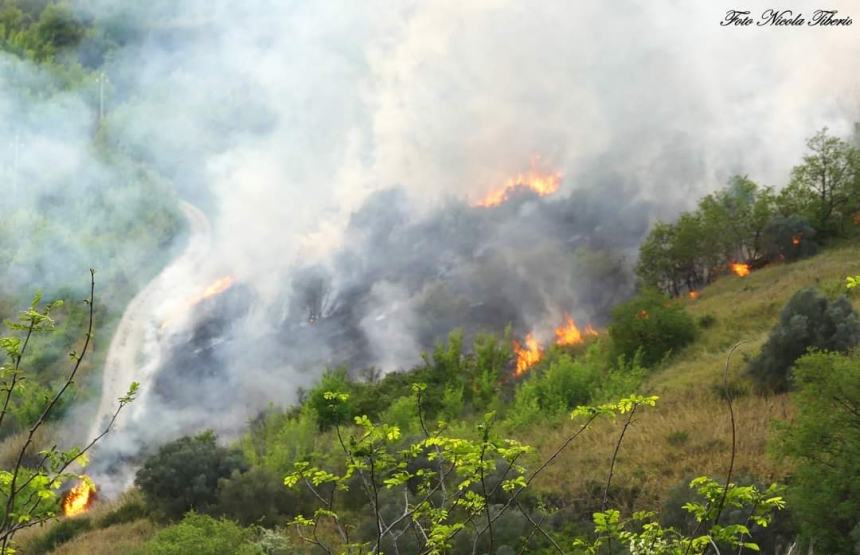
3;0;858;492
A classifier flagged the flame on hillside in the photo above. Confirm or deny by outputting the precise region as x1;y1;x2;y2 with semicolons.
160;275;236;332
730;262;750;277
792;234;802;246
514;315;600;376
688;290;699;300
513;333;543;376
474;159;561;207
193;275;235;306
63;480;96;517
554;314;598;346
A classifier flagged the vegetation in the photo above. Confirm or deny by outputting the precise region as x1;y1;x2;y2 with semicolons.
135;432;246;521
608;290;697;367
774;351;860;553
0;273;136;553
637;128;859;297
747;288;860;392
139;512;259;555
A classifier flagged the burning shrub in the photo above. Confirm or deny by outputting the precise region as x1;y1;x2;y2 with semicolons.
608;290;697;367
762;214;819;262
135;431;247;521
747;287;860;392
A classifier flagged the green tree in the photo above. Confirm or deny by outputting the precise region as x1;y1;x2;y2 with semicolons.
0;272;136;554
787;128;859;234
135;431;247;521
747;287;860;392
774;351;860;553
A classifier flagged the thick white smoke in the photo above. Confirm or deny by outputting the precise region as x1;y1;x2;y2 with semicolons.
8;0;858;492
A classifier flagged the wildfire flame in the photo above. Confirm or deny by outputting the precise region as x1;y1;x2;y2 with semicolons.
791;234;801;246
63;481;96;517
160;275;235;332
193;276;235;306
554;314;598;346
730;263;751;277
688;290;699;300
513;333;543;376
475;159;561;208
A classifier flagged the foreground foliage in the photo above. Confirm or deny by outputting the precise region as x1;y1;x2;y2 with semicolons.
282;390;783;554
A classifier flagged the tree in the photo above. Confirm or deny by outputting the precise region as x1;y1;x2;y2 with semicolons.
0;271;136;554
775;351;860;554
283;390;784;554
761;214;818;262
787;128;859;234
747;287;860;392
608;289;697;367
135;431;246;521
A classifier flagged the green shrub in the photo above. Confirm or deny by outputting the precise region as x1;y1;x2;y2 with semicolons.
215;467;308;527
135;431;247;520
241;406;318;474
747;288;860;392
307;368;355;430
775;351;860;553
380;395;420;435
140;512;259;555
608;289;697;366
508;351;599;427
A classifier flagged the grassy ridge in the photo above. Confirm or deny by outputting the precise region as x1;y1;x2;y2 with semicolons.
18;240;860;553
528;241;860;512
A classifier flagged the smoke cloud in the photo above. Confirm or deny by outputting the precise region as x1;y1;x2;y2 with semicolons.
4;0;858;492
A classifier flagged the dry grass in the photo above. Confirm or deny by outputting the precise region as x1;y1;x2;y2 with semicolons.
47;519;155;555
14;490;150;554
522;243;860;511
528;391;793;511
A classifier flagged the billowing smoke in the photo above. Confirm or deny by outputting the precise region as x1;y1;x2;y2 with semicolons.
3;1;858;493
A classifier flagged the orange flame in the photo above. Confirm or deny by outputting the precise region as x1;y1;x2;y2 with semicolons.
554;314;598;346
513;333;543;376
63;481;96;517
475;159;561;208
730;263;750;277
791;234;801;246
688;290;699;300
193;276;235;305
160;276;235;332
636;309;650;320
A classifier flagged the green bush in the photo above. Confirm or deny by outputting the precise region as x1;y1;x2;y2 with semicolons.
215;467;308;527
307;367;355;429
775;351;860;553
135;431;247;520
747;288;860;392
509;353;597;427
140;512;259;555
608;289;697;366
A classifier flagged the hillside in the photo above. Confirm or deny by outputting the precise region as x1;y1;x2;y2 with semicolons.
16;240;860;553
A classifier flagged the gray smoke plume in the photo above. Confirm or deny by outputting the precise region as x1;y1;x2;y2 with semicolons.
3;0;858;493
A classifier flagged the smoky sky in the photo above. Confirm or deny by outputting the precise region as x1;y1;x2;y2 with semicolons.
6;0;859;491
